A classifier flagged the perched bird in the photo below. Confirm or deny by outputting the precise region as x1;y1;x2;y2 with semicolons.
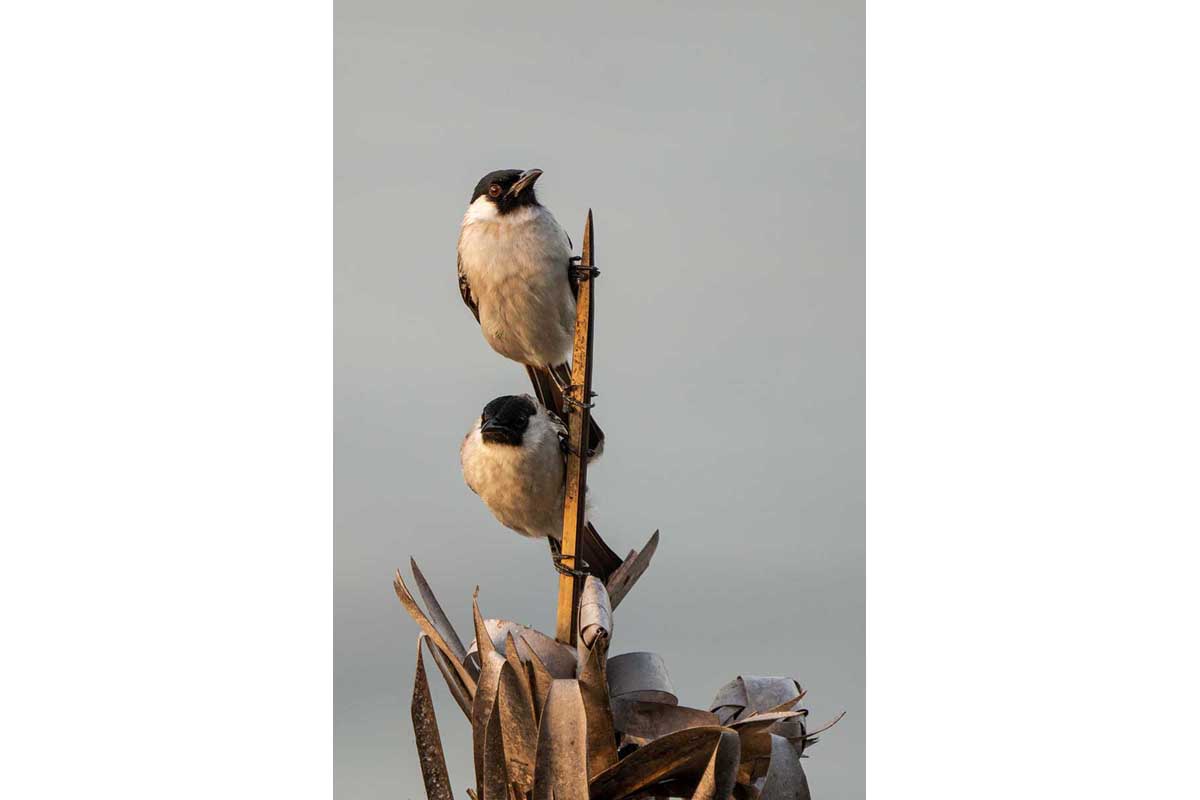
456;168;603;456
460;394;622;581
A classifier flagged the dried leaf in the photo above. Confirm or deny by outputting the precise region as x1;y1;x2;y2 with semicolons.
525;645;555;725
411;637;453;800
804;711;845;739
608;778;703;800
605;530;659;610
691;730;741;800
740;678;804;717
503;633;536;717
409;558;469;662
467;619;578;679
710;678;748;725
610;698;720;745
471;650;506;798
607;652;677;705
789;710;843;757
480;692;508;800
588;726;738;800
728;711;806;737
737;730;774;766
760;695;804;716
734;703;814;777
711;677;806;738
578;637;618;778
472;588;494;660
532;680;589;800
577;576;612;649
427;641;473;719
393;570;477;695
758;735;810;800
731;712;807;783
497;654;538;794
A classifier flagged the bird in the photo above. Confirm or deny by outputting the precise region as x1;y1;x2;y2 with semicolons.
460;394;622;582
456;168;604;457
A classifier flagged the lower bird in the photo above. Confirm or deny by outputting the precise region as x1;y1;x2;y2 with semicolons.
460;394;622;581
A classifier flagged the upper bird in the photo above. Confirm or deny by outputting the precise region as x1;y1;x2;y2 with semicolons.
456;169;603;456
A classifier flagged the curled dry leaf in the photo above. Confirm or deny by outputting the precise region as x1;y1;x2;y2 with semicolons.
607;651;677;706
466;619;577;679
711;676;808;742
577;575;612;649
610;698;720;747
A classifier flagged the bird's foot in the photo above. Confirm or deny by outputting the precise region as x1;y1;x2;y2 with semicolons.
548;367;571;394
569;256;600;281
547;537;589;578
561;383;597;411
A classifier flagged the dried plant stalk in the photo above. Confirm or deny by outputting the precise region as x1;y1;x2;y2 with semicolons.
556;210;597;644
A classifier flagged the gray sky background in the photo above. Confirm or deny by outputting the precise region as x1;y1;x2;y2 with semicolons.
335;1;863;797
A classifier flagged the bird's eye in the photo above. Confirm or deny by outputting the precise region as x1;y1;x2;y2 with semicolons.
487;183;502;198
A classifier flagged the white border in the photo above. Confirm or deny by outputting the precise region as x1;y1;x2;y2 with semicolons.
868;2;1200;797
1;3;332;797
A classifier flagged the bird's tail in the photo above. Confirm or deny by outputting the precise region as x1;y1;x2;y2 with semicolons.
578;521;624;584
525;363;605;458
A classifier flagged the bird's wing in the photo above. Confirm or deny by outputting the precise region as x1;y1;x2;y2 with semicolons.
547;408;572;473
563;229;580;301
460;431;482;496
457;252;480;322
566;257;579;301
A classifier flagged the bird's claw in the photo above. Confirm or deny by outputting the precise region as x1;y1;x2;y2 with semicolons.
561;383;596;411
547;538;589;578
569;254;600;280
558;437;597;460
549;368;571;394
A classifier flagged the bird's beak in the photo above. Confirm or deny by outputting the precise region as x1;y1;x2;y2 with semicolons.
506;168;543;197
480;418;516;444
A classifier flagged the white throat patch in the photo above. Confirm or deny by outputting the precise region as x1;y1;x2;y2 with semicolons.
462;195;540;226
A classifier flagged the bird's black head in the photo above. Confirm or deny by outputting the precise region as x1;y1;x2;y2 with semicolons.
479;394;538;447
469;169;544;215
